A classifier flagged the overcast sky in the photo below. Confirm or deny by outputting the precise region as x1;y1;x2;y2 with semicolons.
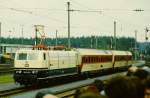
0;0;150;42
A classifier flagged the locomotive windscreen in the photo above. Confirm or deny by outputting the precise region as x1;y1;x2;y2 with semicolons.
17;53;39;60
17;53;27;60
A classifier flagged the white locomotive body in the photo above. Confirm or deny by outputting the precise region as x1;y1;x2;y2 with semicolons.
14;48;132;85
14;49;78;84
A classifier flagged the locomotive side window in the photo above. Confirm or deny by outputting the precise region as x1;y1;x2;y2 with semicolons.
28;53;38;60
17;53;27;60
43;53;46;60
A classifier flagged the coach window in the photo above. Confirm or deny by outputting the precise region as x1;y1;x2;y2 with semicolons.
101;57;103;62
85;57;88;63
84;57;87;63
87;57;88;63
96;56;98;62
123;56;125;60
121;56;124;60
115;56;118;61
95;56;98;63
93;57;95;62
101;56;105;62
125;56;127;60
109;56;112;61
120;56;123;61
82;57;85;63
92;57;94;63
84;57;86;63
82;57;86;63
88;57;90;63
129;56;132;60
119;56;121;61
122;56;124;60
43;53;46;60
89;57;91;63
89;57;92;63
106;56;109;61
106;56;108;61
121;56;123;60
98;56;101;62
126;56;128;60
93;57;95;63
117;56;119;61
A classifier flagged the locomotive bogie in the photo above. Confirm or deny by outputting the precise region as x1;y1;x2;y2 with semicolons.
14;69;38;85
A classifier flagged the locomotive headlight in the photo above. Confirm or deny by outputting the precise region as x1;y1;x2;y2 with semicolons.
32;70;38;74
16;70;22;74
18;70;22;73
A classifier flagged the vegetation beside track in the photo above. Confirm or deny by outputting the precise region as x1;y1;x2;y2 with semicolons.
0;74;14;84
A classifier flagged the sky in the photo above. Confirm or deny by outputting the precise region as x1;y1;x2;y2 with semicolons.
0;0;150;42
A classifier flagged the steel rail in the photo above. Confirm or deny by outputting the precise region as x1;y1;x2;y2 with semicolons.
0;86;33;97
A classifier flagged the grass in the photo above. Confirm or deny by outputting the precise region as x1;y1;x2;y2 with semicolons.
0;74;14;84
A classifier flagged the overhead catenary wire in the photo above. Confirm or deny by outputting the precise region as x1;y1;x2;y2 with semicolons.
70;0;91;10
0;1;149;40
65;0;150;30
0;7;147;30
0;4;66;24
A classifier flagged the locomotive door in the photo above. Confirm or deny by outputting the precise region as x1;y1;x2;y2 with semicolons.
43;52;49;68
49;51;59;69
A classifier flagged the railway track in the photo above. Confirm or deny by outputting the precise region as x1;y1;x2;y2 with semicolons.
0;86;33;97
55;84;88;98
0;64;13;75
0;69;14;75
3;62;145;98
0;72;124;97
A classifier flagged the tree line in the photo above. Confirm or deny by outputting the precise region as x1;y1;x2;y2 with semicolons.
0;36;149;56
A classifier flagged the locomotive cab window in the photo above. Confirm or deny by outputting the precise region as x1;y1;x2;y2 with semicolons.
17;53;27;60
17;53;38;60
